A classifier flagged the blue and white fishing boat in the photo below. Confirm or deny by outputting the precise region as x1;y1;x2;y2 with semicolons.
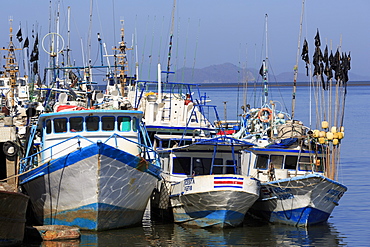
154;134;260;228
236;14;349;227
243;138;347;226
18;93;161;231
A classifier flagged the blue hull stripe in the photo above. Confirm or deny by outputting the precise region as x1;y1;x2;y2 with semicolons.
214;186;243;189
214;177;244;180
254;207;330;226
174;209;245;228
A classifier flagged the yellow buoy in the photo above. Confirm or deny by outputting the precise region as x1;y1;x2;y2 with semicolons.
333;132;339;139
331;126;337;133
313;130;320;138
319;131;326;138
337;132;343;139
319;137;325;144
333;139;339;145
340;126;345;132
326;132;334;140
322;121;329;129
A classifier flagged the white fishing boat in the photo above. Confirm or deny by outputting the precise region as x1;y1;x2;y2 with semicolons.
153;134;259;228
235;11;349;227
18;95;161;230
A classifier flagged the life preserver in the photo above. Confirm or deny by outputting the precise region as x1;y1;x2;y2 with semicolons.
258;108;272;123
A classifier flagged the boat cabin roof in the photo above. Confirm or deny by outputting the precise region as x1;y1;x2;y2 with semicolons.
37;109;143;130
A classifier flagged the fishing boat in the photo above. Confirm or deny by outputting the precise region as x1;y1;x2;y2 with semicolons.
16;17;162;230
235;12;349;226
0;184;29;246
153;134;260;228
18;94;161;230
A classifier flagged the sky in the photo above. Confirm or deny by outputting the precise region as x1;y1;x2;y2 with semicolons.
0;0;367;82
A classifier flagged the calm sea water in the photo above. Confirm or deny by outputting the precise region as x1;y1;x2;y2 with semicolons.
24;85;370;246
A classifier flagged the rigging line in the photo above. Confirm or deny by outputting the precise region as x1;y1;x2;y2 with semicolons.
236;43;242;120
140;15;149;79
166;0;177;83
174;16;180;82
269;63;289;114
291;0;305;119
87;0;93;66
191;19;200;83
112;0;116;49
148;15;157;79
181;18;190;83
158;16;165;64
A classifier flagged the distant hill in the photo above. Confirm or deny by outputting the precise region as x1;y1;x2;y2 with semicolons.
170;62;370;84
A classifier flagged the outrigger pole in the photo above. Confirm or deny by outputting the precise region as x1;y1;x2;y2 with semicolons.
291;0;305;119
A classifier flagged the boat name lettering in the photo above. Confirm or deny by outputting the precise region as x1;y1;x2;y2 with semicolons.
184;178;195;185
184;185;192;191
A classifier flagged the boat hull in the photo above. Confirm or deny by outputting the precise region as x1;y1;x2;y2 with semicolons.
0;190;29;246
249;174;347;227
170;175;260;228
20;142;159;231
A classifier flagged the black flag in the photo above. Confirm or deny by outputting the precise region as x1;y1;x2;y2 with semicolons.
30;34;39;62
23;37;29;49
16;28;23;42
314;29;321;47
301;39;309;63
259;63;264;77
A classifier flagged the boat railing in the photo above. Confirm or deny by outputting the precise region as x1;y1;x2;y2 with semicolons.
20;133;161;174
20;135;95;173
105;133;160;165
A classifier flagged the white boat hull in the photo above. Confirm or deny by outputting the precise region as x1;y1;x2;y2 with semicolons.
20;142;160;231
170;175;260;228
249;173;347;227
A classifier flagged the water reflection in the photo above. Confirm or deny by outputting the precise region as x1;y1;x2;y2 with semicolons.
73;220;346;247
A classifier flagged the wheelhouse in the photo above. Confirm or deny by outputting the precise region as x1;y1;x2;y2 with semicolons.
243;148;324;182
36;110;144;162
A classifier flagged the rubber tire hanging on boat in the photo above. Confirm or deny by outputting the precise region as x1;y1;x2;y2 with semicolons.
3;141;19;157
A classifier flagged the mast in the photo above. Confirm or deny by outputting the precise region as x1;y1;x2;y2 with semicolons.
291;0;305;119
1;19;21;115
112;20;132;97
262;14;269;106
166;0;176;83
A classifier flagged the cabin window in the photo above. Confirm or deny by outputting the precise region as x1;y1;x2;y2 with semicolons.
255;154;269;169
212;159;234;174
54;118;67;133
118;116;131;131
102;116;115;131
192;158;217;175
70;117;83;132
132;117;138;131
17;79;26;86
270;155;284;169
285;155;298;170
298;156;311;171
46;119;52;134
172;157;191;175
0;80;4;86
86;116;99;131
226;160;237;174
